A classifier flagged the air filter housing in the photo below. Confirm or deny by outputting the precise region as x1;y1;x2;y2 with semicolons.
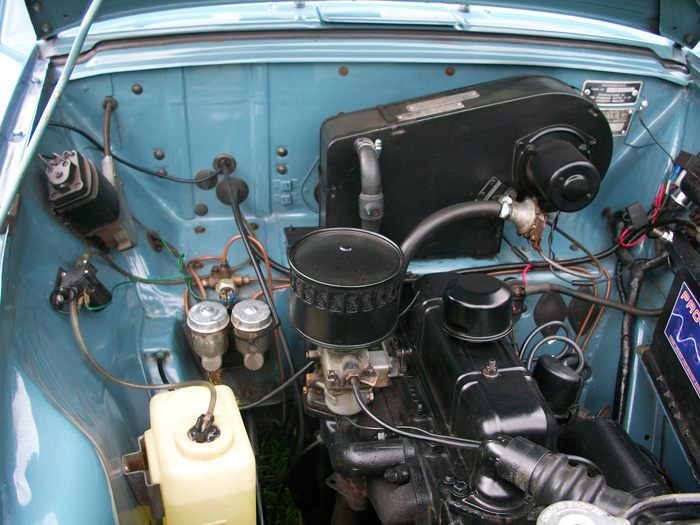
288;228;403;349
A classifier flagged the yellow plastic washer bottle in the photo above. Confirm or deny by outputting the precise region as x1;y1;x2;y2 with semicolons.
144;385;255;525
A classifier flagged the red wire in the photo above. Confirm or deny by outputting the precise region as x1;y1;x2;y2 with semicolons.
620;183;666;248
619;228;645;248
521;264;532;285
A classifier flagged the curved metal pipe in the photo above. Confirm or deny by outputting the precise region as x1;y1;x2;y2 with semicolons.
354;137;383;232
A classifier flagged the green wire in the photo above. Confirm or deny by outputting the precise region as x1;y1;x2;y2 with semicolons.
87;275;192;311
161;237;179;260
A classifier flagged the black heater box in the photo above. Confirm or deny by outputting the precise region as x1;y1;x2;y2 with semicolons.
319;75;612;259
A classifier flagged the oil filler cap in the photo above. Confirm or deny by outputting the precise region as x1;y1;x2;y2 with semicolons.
442;274;513;342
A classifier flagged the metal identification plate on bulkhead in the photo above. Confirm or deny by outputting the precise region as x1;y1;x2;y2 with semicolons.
665;283;700;398
601;108;634;136
582;81;642;105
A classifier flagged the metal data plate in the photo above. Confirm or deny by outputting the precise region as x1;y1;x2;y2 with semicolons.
601;108;634;136
583;80;642;106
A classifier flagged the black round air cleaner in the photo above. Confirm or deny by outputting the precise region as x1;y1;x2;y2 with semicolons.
288;228;404;349
443;274;513;342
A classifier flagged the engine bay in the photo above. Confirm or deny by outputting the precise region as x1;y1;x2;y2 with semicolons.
5;27;700;523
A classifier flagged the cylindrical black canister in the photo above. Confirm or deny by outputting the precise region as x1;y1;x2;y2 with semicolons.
288;228;404;349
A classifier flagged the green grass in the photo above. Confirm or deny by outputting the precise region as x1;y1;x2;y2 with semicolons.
260;434;300;524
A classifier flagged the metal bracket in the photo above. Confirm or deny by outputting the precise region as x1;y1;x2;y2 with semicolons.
1;195;20;236
122;435;165;521
477;177;515;202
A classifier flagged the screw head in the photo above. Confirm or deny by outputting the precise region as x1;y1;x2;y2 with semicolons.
154;149;165;160
132;84;143;95
277;165;288;175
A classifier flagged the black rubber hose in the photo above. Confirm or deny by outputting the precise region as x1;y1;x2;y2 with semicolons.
524;283;663;317
401;201;503;272
482;435;638;516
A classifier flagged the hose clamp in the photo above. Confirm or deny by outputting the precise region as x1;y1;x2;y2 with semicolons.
498;195;513;219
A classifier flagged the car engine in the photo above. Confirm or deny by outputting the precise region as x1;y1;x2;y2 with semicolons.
6;13;700;522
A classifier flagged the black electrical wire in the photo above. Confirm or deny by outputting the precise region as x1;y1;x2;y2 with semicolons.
637;107;675;163
69;299;217;428
525;334;585;373
618;493;700;520
524;283;663;317
541;223;605;280
236;218;291;275
615;259;628;303
48;122;219;184
566;455;603;477
645;217;698;233
635;445;681;494
239;361;315;411
221;165;305;457
350;379;480;449
155;355;170;385
447;244;621;279
132;215;181;258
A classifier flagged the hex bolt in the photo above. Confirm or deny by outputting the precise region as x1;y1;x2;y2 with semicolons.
483;359;498;377
326;370;339;386
451;480;469;497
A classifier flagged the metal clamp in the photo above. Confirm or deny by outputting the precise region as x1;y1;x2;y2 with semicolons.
122;436;165;521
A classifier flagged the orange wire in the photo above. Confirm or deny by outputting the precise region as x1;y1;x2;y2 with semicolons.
580;265;611;353
252;284;291;300
186;256;223;299
222;235;242;262
184;287;190;316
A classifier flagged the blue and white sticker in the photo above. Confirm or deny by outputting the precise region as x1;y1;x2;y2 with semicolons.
665;283;700;398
